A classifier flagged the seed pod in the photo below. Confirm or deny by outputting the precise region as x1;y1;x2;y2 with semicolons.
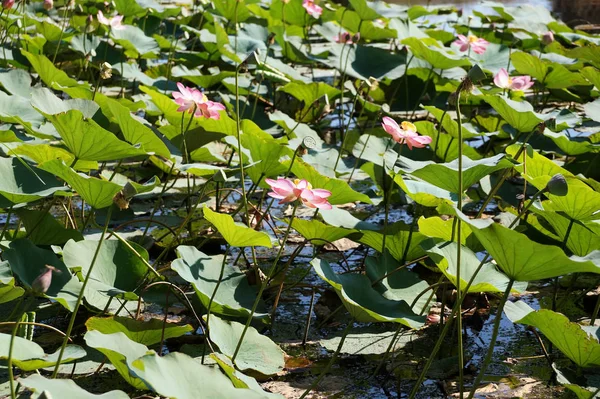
100;62;112;80
545;173;568;196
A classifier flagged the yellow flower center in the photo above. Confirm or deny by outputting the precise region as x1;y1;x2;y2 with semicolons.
468;35;479;43
507;77;513;85
293;179;312;190
401;121;417;132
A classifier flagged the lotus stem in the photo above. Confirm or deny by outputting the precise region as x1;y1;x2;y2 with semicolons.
455;90;465;398
7;321;19;399
52;1;71;64
231;202;299;363
51;206;113;378
410;65;434;119
552;218;575;312
333;84;363;173
467;279;515;399
299;319;355;399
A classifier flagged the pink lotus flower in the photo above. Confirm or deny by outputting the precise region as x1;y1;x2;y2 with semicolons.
172;82;225;120
454;34;488;55
493;68;534;91
97;10;125;30
542;31;554;45
381;117;432;150
32;265;60;294
266;177;332;209
302;0;322;18
43;0;53;10
300;188;332;210
266;178;309;204
2;0;14;9
335;32;359;44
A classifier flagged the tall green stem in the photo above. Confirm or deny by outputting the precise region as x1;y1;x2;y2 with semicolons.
7;321;19;399
455;91;465;397
466;280;515;399
51;206;113;378
231;202;299;362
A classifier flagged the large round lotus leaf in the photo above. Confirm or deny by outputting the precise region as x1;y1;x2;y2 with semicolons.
0;333;85;371
19;374;129;399
205;315;286;377
86;316;192;347
0;157;65;205
129;352;273;399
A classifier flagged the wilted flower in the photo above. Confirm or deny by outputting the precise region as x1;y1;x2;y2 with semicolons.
542;31;554;45
100;62;112;79
97;10;125;30
493;68;534;91
335;31;359;44
454;34;488;55
266;177;332;209
43;0;53;10
2;0;14;9
381;117;432;150
302;0;322;18
31;265;60;294
172;82;225;120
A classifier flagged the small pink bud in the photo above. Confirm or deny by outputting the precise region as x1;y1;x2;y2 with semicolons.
2;0;15;9
542;31;554;45
31;265;59;294
43;0;53;10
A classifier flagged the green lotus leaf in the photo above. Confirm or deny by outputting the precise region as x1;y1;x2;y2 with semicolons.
114;0;165;16
104;98;171;158
18;374;129;399
323;42;408;81
403;37;471;70
553;363;600;399
531;201;600;256
422;240;527;293
320;207;380;231
0;333;85;371
483;95;546;132
0;68;31;97
0;90;44;125
507;144;600;220
395;175;458;207
4;239;82;311
511;51;548;81
205;315;286;376
278;82;341;123
9;143;97;172
129;352;270;399
86;316;193;347
505;300;600;367
417;216;479;249
291;218;356;246
111;25;160;58
414;119;482;160
543;129;598;156
241;128;292;183
456;211;600;281
0;157;65;205
584;98;600;124
62;239;150;312
203;206;272;247
358;221;427;262
365;252;431;313
16;209;83;246
312;258;425;329
39;160;122;209
21;50;81;89
211;353;285;398
171;246;268;320
285;158;372;205
44;110;147;161
0;261;24;304
399;154;514;194
84;330;150;389
336;8;396;41
31;87;99;119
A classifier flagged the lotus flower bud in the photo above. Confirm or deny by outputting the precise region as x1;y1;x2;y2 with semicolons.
43;0;53;10
2;0;14;9
32;265;59;294
100;62;112;79
545;173;568;196
542;31;554;45
352;32;360;43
